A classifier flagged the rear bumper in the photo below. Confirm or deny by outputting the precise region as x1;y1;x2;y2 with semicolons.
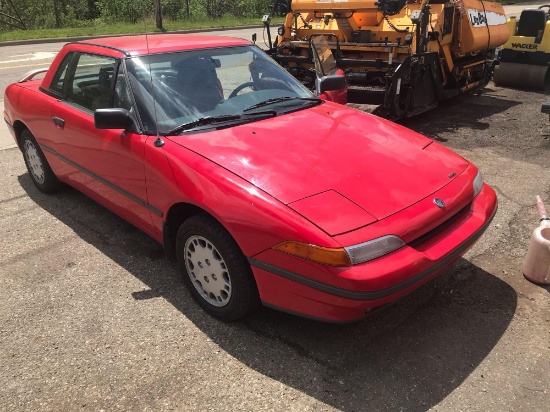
250;184;498;322
3;111;17;148
3;112;15;135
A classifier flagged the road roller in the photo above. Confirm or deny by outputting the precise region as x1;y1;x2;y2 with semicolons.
494;6;550;91
263;0;510;118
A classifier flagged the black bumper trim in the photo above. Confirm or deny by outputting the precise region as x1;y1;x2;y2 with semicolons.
262;302;364;323
41;143;163;217
249;205;497;301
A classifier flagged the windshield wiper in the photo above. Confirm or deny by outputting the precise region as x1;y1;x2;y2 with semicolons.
164;111;277;135
164;115;242;136
244;97;321;112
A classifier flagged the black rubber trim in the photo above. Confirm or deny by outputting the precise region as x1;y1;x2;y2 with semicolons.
249;205;497;301
68;41;131;57
41;143;163;217
39;86;62;99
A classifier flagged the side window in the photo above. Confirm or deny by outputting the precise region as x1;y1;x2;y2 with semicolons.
113;65;133;111
49;52;74;94
65;53;118;112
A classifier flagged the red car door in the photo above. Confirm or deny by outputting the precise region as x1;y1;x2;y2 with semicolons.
50;52;156;237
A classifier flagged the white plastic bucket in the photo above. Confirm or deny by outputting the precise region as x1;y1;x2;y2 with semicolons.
523;220;550;284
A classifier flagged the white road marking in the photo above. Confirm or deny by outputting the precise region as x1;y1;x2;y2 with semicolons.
1;51;56;64
0;62;52;70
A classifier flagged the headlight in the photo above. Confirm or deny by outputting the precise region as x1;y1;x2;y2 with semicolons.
345;235;405;265
272;235;405;267
473;170;484;198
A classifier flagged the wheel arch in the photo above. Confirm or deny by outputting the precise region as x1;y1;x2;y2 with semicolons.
163;202;229;263
12;120;28;149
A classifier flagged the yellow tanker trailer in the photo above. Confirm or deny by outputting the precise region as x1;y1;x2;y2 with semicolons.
265;0;509;118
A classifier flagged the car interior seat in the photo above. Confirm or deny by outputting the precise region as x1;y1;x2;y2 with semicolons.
92;65;115;110
174;56;223;113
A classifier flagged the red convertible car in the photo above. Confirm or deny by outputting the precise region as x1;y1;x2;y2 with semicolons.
3;34;497;322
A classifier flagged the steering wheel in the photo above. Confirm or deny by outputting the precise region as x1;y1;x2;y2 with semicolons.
228;82;258;98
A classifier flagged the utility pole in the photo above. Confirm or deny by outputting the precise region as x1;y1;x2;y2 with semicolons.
53;0;62;28
154;0;163;30
184;0;190;18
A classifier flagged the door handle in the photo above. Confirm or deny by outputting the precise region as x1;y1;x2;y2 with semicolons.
52;117;65;127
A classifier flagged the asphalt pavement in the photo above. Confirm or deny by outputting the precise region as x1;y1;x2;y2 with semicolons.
2;7;550;411
2;82;550;411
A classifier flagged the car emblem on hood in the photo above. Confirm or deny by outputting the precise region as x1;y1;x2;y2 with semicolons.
434;198;445;208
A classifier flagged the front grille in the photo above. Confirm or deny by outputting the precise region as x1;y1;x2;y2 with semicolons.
409;203;472;247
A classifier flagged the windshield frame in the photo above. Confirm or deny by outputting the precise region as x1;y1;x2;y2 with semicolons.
124;45;317;135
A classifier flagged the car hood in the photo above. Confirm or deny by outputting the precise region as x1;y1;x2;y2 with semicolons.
168;103;469;221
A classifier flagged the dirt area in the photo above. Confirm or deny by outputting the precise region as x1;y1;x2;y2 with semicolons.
1;82;550;411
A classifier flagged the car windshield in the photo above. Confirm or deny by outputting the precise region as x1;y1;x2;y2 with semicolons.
125;45;317;135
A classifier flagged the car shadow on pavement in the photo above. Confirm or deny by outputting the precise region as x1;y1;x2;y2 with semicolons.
20;175;518;412
402;90;522;143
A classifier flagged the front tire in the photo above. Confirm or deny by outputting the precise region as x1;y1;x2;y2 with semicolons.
21;129;61;193
176;214;260;321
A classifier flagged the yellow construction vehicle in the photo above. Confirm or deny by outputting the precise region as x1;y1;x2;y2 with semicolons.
263;0;509;118
494;6;550;90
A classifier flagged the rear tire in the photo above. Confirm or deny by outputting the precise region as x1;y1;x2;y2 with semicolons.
176;214;260;321
21;129;62;194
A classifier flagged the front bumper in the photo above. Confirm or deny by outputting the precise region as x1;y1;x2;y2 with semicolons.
249;183;498;322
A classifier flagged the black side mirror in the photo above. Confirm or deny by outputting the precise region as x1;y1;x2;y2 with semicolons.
95;108;133;130
315;74;346;95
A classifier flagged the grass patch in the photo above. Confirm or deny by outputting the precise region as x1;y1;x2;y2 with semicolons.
0;16;282;43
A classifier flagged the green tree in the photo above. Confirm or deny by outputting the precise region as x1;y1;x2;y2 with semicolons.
0;0;273;31
96;0;152;24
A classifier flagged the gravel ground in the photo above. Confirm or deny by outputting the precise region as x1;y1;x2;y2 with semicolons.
1;82;550;411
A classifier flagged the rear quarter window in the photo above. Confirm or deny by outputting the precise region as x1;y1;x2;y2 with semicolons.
49;52;74;94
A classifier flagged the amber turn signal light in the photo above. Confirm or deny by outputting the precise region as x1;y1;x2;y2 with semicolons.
272;241;351;266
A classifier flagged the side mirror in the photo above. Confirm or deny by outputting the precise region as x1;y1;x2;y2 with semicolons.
95;108;133;130
315;74;346;95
